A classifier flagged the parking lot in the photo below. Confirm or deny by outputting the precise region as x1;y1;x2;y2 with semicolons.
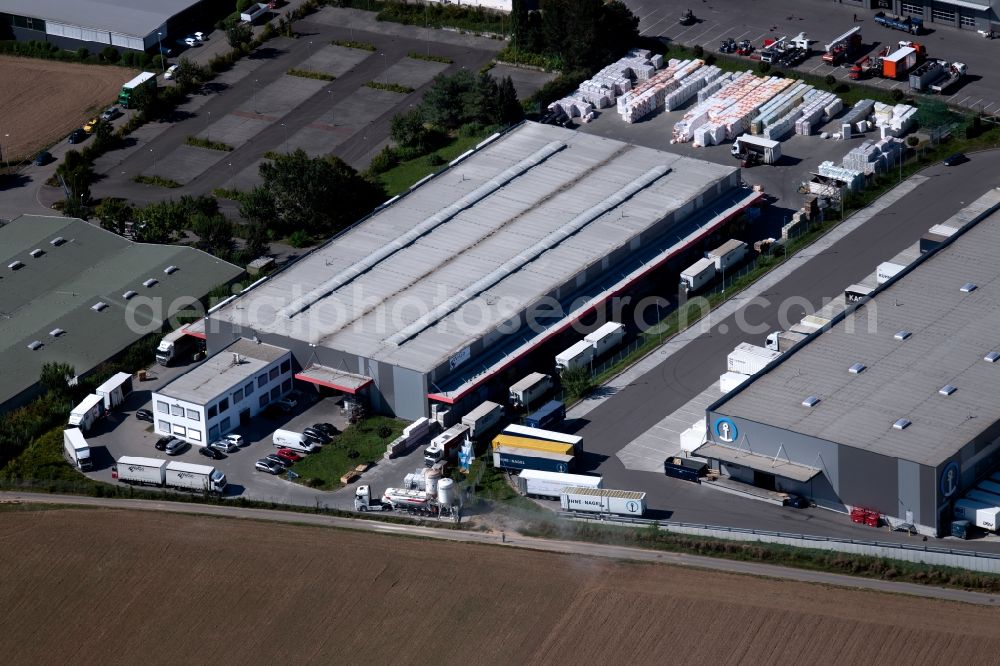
81;359;428;510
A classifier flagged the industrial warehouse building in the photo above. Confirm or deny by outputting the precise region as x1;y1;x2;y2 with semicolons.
152;339;293;445
0;0;227;53
868;0;1000;33
197;122;760;422
0;215;242;412
700;200;1000;536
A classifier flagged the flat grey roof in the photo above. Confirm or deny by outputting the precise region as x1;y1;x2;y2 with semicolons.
694;443;821;483
715;195;1000;467
0;216;242;407
2;0;200;38
214;122;737;374
158;339;289;404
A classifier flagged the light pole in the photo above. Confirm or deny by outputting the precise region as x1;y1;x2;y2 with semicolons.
380;52;386;84
150;147;156;172
280;122;288;153
2;133;8;172
253;78;259;114
156;32;165;74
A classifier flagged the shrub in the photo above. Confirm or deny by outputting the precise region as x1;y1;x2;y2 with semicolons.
824;73;836;87
427;153;445;166
287;230;313;247
365;80;415;94
891;88;905;102
906;135;919;147
692;44;704;58
286;68;335;81
367;146;400;174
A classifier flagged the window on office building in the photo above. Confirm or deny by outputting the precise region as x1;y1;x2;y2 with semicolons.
186;409;200;421
257;373;267;388
158;420;170;433
901;2;921;15
259;394;269;408
269;367;279;381
157;400;169;413
171;404;184;417
960;13;976;27
233;388;244;403
245;382;254;396
220;417;231;433
189;429;202;442
280;359;291;374
208;425;219;441
932;8;955;22
270;386;280;400
173;424;187;436
207;404;217;418
219;397;229;412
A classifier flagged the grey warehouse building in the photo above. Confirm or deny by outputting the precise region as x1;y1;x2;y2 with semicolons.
202;122;761;422
1;0;228;53
701;197;1000;536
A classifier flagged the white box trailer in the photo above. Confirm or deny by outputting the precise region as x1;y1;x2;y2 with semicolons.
584;322;626;357
502;424;583;452
680;257;716;294
165;461;227;494
707;240;748;272
719;371;750;394
555;340;595;372
516;470;602;498
424;423;470;466
954;499;1000;531
508;372;553;409
560;487;646;516
240;2;268;23
114;456;167;486
877;261;906;284
63;428;93;471
68;394;104;432
95;371;134;411
461;400;504;440
730;134;781;164
727;342;782;375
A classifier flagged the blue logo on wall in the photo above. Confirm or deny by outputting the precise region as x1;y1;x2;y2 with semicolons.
940;461;960;498
714;418;738;443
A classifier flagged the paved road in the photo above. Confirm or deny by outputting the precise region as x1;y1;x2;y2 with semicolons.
627;0;1000;113
4;491;997;606
573;150;1000;544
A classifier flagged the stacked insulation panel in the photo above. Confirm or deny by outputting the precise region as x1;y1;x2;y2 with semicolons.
842;137;904;174
873;102;917;138
664;65;723;111
547;96;595;119
818;161;864;190
697;72;736;103
617;58;704;123
794;92;842;135
570;48;663;109
672;72;795;145
839;99;876;139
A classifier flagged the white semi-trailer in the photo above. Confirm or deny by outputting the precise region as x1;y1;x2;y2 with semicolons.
461;400;504;442
508;372;553;410
584;322;625;357
516;470;602;498
95;372;134;411
165;461;227;494
114;456;167;486
954;499;1000;531
63;428;93;471
559;487;646;516
679;258;716;294
68;394;104;432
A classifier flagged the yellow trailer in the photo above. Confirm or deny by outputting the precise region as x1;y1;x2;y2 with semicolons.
490;434;573;456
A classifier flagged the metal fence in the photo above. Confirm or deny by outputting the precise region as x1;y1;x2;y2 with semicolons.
559;511;1000;573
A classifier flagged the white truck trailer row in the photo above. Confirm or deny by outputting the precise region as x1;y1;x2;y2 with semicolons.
113;456;227;494
508;372;553;410
516;470;602;498
63;428;93;471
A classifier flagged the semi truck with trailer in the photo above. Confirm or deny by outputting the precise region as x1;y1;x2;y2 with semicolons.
524;400;566;430
69;394;104;432
156;327;204;366
728;342;782;375
461;400;504;443
118;72;156;108
492;434;575;457
584;322;626;357
354;485;393;511
559;487;647;517
555;340;595;372
112;456;227;493
929;62;967;94
765;329;809;352
95;372;133;411
845;283;874;303
515;469;602;498
874;11;923;35
730;135;781;165
240;2;269;23
499;424;583;452
494;446;574;473
679;258;716;295
508;372;553;410
423;423;470;467
63;428;93;471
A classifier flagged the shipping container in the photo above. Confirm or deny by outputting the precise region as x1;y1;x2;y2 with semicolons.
663;456;706;482
495;447;574;473
95;371;134;411
707;239;749;271
461;400;504;440
508;372;553;410
919;232;948;254
555;340;595;372
680;257;716;294
727;342;782;375
491;434;574;456
954;499;1000;531
584;322;626;357
524;400;566;430
515;469;602;498
501;424;583;452
559;487;646;516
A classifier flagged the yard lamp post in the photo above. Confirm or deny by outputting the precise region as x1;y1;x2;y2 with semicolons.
156;32;165;74
381;52;386;84
150;147;156;172
280;122;288;153
253;78;259;114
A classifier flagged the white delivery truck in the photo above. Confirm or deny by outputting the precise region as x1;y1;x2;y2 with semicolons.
461;400;505;442
273;429;319;453
241;2;269;23
707;240;748;272
727;342;782;375
516;470;602;498
730;134;781;164
719;371;750;394
555;340;595;372
95;372;134;411
559;487;646;516
764;330;809;352
63;428;93;471
69;394;104;432
584;322;626;357
679;258;716;294
114;456;167;486
508;372;553;410
156;328;203;366
423;423;470;467
165;461;227;494
954;499;1000;531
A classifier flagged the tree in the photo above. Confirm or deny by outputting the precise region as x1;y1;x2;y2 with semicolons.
469;72;501;125
496;75;524;126
391;108;433;153
56;150;94;208
191;212;233;257
128;81;155;116
238;185;277;227
236;0;253;12
173;57;200;91
95;197;133;235
39;362;75;395
422;70;479;130
242;222;271;259
92;118;115;153
226;21;253;49
561;366;593;399
134;200;187;243
100;46;120;63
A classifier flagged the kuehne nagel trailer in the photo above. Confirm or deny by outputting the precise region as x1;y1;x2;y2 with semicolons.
559;487;646;516
516;469;602;498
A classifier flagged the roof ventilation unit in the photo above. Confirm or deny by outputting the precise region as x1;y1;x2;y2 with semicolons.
122;290;138;300
939;384;957;396
802;395;820;408
848;362;866;374
893;418;912;430
49;328;65;337
894;329;911;341
91;302;108;312
29;249;44;258
143;278;158;288
985;351;1000;363
50;237;65;246
960;282;977;293
27;340;43;351
8;260;24;270
164;265;178;275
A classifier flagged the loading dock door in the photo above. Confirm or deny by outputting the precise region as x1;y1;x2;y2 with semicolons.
753;471;776;491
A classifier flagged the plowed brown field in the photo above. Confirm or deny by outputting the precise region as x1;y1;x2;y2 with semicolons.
1;508;999;665
0;56;137;162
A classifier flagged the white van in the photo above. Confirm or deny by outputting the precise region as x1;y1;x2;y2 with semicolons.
272;429;319;453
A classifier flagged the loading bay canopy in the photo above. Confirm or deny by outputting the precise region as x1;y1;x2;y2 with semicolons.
294;364;373;394
694;443;821;483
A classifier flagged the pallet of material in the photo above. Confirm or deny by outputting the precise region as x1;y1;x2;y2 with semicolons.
675;73;795;145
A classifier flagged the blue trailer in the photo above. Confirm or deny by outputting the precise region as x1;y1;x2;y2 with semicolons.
524;400;566;430
495;448;574;473
874;11;923;35
663;456;707;483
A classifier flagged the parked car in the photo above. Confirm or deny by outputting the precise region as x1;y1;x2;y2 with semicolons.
176;36;196;48
100;106;121;122
193;31;206;42
255;459;283;474
165;438;188;456
68;129;87;144
212;438;239;453
82;117;99;134
154;435;172;451
276;397;297;410
199;445;225;460
33;150;52;166
185;34;201;46
164;64;179;80
135;408;154;422
943;153;968;166
302;427;330;444
263;453;288;468
312;422;338;437
274;449;302;464
783;494;810;509
224;433;245;448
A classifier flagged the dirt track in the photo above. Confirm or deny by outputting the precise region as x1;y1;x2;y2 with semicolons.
0;56;137;162
1;508;999;664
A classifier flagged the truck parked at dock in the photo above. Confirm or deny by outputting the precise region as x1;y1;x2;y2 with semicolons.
63;428;93;471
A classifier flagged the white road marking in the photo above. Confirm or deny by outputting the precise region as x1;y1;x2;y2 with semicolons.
641;15;669;37
983;102;996;114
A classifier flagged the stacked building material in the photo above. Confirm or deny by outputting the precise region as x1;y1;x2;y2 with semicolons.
873;102;917;138
547;96;595;119
664;65;722;111
673;72;794;145
818;160;864;190
843;137;904;174
839;99;876;139
751;82;812;134
794;92;843;135
617;59;703;123
697;72;735;103
567;48;663;109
